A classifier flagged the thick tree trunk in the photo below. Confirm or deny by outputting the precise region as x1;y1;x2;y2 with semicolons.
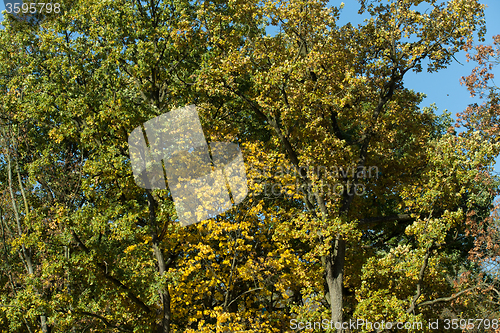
153;242;171;333
326;237;346;328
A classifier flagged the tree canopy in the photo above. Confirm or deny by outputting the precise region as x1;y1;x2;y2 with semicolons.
0;0;499;332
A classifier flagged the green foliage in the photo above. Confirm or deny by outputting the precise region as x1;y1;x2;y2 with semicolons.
0;1;498;332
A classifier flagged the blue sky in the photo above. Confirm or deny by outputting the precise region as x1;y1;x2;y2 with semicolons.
332;1;500;128
334;1;500;175
336;1;500;122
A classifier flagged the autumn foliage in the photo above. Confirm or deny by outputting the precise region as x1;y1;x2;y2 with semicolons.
0;0;499;332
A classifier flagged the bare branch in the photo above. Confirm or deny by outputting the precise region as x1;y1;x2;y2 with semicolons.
407;245;432;314
416;286;478;308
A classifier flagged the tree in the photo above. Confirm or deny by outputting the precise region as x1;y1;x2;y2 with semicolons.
0;0;498;332
459;34;500;139
455;33;500;331
1;0;206;331
198;0;494;330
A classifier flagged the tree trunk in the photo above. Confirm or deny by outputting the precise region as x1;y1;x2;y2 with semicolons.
153;241;171;333
4;129;50;333
146;190;171;333
326;237;345;329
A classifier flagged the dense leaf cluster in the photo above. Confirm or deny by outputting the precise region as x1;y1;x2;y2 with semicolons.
0;0;499;332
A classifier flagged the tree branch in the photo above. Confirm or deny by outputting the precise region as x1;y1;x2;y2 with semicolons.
70;230;151;314
416;286;477;309
407;245;432;314
78;311;133;332
358;214;412;226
